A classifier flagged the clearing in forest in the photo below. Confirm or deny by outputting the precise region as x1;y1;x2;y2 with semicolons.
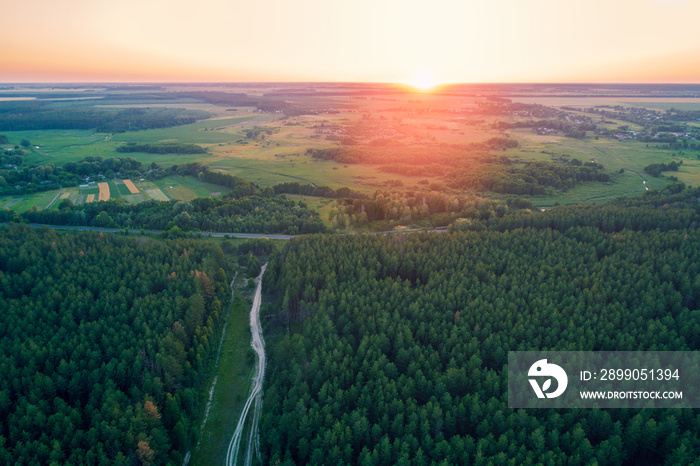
98;183;110;201
123;179;139;194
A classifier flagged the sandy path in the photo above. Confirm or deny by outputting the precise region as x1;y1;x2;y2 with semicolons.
225;264;267;466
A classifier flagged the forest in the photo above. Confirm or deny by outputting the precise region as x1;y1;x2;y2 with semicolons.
448;160;610;195
0;158;327;234
306;145;610;196
493;118;596;139
116;143;207;155
490;184;699;234
2;83;700;465
0;224;231;464
167;91;300;114
336;182;699;233
16;194;327;235
259;191;700;464
306;137;517;166
0;150;24;168
0;102;209;133
0;156;143;195
272;181;365;200
644;161;681;178
333;190;508;229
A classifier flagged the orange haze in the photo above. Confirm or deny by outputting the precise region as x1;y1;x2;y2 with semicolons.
2;0;700;83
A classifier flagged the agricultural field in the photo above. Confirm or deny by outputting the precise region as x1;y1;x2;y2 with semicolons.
2;83;698;216
502;132;683;205
9;116;260;168
150;176;231;201
122;179;139;193
97;182;110;201
511;96;700;112
1;176;232;213
196;90;695;206
1;190;59;212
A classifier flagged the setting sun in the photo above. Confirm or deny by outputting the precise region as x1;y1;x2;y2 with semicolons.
406;69;439;91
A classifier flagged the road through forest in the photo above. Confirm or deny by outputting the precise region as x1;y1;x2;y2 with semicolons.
225;264;267;466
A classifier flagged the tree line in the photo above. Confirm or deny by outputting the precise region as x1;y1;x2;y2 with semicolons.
13;193;326;235
489;184;698;234
116;143;207;155
0;156;143;196
333;190;510;229
272;182;365;200
305;139;516;166
494;118;596;139
0;103;209;133
1;159;328;234
306;143;610;197
449;160;610;195
644;161;681;178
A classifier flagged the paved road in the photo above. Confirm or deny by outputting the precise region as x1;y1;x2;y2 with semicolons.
9;223;446;239
19;223;296;240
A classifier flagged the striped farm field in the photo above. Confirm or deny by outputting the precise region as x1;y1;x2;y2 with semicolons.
98;183;110;202
145;188;169;201
1;175;233;212
123;179;139;194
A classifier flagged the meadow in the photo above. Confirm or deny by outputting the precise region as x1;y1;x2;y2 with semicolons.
2;176;232;213
3;83;697;218
190;278;255;465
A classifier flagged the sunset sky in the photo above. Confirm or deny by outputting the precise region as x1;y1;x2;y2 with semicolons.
2;0;699;84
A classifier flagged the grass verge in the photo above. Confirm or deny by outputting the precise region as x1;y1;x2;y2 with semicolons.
190;279;255;465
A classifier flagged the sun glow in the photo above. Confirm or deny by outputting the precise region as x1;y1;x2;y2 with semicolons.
2;0;700;84
406;69;439;91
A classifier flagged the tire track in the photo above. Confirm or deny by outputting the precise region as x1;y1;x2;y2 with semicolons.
225;264;267;466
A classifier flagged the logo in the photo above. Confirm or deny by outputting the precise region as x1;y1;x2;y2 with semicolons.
528;359;568;398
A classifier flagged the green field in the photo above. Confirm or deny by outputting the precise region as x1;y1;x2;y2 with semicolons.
150;176;231;201
191;278;255;465
2;190;59;212
511;96;700;111
504;130;692;205
529;172;661;208
0;176;232;213
210;157;439;192
111;116;255;145
7;115;261;168
3;87;698;219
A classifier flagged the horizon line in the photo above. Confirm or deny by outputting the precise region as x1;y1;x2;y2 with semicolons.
2;81;700;86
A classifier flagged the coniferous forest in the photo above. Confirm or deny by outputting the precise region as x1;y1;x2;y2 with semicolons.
260;191;700;464
0;225;230;464
2;185;700;465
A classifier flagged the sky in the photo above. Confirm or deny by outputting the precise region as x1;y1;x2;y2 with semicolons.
1;0;699;84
